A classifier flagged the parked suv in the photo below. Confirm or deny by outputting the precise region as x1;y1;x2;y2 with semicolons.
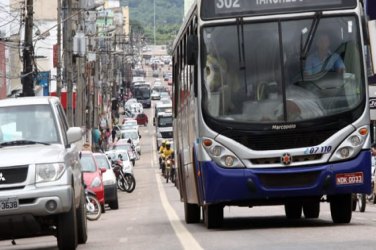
0;97;87;249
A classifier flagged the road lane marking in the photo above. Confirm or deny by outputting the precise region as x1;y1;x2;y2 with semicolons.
155;173;203;250
152;122;202;249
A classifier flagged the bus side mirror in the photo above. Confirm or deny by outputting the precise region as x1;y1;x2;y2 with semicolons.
187;35;198;65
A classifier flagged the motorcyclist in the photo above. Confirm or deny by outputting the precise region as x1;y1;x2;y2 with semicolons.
158;140;167;169
161;141;174;176
159;140;167;154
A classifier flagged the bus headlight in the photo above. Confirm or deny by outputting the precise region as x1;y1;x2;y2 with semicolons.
329;126;368;162
349;135;361;146
211;146;222;156
202;138;244;168
223;155;235;167
339;147;351;158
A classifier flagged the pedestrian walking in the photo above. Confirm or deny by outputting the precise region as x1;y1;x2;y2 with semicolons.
111;126;117;143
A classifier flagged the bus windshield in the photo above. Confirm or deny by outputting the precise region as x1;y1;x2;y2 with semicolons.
201;16;364;123
134;86;151;100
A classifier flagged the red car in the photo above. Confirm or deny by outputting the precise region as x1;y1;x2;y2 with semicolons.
80;151;106;212
134;113;148;126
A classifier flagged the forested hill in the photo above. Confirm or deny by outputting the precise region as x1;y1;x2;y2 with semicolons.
125;0;184;45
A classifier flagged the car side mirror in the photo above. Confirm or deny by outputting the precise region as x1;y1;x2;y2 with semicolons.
100;167;107;173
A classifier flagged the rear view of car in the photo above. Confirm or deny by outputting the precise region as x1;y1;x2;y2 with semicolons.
93;153;119;210
80;151;106;213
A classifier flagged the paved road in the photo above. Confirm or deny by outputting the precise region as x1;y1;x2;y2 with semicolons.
2;89;376;250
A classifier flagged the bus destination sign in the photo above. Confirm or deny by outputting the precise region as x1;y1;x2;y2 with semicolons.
202;0;357;19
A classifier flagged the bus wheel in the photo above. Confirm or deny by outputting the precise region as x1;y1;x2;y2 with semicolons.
330;194;352;224
303;200;320;219
184;202;200;224
203;204;223;229
284;201;302;219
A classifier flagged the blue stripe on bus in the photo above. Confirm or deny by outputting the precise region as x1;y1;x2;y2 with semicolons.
199;150;371;204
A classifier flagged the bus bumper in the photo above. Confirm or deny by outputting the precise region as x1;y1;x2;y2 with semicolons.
199;150;371;204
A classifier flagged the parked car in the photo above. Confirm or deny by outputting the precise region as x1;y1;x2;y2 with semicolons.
109;139;137;165
134;113;148;126
93;153;119;210
80;151;106;213
0;96;87;249
120;129;142;155
122;119;139;132
106;150;134;176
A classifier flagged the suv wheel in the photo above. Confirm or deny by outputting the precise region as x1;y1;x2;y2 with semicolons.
77;191;88;244
57;195;78;249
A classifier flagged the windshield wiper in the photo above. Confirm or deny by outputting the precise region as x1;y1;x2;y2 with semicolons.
0;140;51;147
300;12;322;80
236;17;247;94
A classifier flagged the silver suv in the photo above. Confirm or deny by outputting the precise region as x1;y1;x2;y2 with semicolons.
0;97;87;249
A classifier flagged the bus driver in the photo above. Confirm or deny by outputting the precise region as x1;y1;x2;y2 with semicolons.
304;32;345;75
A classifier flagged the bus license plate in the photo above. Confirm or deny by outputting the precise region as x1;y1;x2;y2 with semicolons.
0;197;19;211
336;172;363;185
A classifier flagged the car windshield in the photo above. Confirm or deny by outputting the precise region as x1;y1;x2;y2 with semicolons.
121;131;138;140
0;105;59;144
134;87;151;99
158;116;173;127
80;155;97;172
94;155;111;169
124;120;137;126
111;144;131;151
107;151;129;161
201;16;364;123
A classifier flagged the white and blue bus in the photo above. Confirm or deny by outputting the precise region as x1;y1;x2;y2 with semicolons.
172;0;374;228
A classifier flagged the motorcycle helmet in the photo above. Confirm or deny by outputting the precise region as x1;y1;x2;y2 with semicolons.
166;141;171;149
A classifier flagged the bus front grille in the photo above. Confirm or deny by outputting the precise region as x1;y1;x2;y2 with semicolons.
225;130;337;150
250;154;322;165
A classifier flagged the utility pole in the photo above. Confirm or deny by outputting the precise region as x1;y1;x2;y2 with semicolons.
63;0;74;125
22;0;35;96
56;0;62;97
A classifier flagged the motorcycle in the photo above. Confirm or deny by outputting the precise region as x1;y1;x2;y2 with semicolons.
85;188;102;221
111;158;136;193
164;155;175;183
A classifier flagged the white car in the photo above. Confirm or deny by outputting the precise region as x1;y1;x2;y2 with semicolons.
120;129;141;155
121;119;139;133
105;150;134;175
151;90;161;100
93;153;119;210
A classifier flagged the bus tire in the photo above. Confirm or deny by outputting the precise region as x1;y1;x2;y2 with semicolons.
303;200;320;219
184;202;200;224
203;204;223;229
284;201;302;219
330;194;352;224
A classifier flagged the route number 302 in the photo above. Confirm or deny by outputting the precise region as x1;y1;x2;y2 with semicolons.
216;0;240;9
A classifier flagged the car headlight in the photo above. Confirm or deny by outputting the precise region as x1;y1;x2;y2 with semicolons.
36;163;66;183
91;177;102;188
329;126;369;162
202;138;244;168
